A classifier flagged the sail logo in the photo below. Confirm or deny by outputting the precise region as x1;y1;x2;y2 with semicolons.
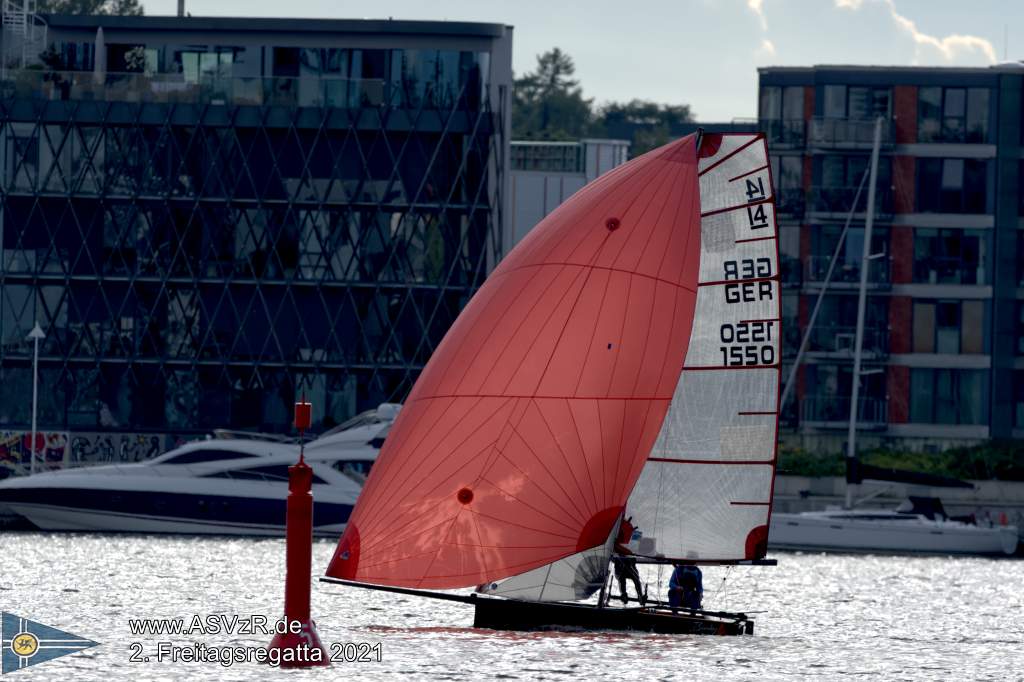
1;612;97;674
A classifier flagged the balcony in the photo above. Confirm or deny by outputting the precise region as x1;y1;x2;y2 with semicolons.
511;142;584;173
775;187;806;219
804;255;891;289
800;395;888;429
807;117;895;149
760;118;806;147
808;185;893;218
912;257;987;286
0;70;481;111
804;326;889;359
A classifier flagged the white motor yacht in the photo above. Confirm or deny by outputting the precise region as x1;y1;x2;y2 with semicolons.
769;497;1019;556
0;403;400;536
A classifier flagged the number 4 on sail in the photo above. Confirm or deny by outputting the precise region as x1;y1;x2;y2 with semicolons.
321;131;782;637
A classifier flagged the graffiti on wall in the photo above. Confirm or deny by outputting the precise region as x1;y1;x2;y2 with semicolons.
70;433;166;465
0;431;172;478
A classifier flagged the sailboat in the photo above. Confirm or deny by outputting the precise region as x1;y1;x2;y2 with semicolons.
322;132;782;636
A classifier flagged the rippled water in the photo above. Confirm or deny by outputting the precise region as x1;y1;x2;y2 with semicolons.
0;533;1020;680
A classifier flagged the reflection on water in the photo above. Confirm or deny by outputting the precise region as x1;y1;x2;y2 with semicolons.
0;534;1020;680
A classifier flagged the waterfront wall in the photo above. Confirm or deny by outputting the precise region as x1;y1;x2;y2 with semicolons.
0;430;175;476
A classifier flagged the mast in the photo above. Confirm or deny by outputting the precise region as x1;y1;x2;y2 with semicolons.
844;116;883;509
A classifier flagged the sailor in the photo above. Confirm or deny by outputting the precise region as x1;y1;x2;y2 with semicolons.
611;517;646;605
668;564;703;610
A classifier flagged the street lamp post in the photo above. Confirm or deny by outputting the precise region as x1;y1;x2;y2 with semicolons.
27;323;45;475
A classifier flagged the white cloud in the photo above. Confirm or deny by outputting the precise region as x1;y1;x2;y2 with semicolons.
747;0;768;30
758;38;776;56
835;0;996;64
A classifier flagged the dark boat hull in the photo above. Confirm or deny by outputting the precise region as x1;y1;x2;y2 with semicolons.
473;597;753;636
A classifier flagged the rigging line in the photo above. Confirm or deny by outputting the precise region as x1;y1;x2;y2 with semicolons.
779;166;870;411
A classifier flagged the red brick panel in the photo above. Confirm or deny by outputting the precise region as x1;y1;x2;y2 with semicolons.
890;225;914;284
889;295;912;354
804;86;815;120
888;365;910;424
892;155;915;213
892;85;917;144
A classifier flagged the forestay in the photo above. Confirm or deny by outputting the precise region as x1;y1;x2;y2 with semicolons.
625;133;781;562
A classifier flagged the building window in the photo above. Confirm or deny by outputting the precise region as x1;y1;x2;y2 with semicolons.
821;85;890;119
759;86;804;144
910;369;988;424
770;154;804;214
59;42;96;71
813;154;892;213
1016;371;1024;427
912;300;986;354
1018;232;1024;286
918;87;989;143
912;228;988;285
917;158;987;213
1017;303;1024;355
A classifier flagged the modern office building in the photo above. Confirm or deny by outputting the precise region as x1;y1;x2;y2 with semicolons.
0;14;512;452
759;64;1023;451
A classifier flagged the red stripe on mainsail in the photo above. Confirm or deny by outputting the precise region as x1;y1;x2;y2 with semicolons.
326;134;703;590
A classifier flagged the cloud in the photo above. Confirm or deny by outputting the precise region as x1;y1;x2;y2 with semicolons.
758;38;776;56
835;0;996;64
747;0;768;31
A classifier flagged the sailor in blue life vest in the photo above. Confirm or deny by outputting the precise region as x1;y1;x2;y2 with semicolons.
668;564;703;610
610;517;646;605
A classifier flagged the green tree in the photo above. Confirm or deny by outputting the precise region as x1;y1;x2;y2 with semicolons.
596;100;695;155
513;48;595;141
36;0;143;15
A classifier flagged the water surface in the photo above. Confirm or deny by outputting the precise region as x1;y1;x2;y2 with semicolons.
0;534;1018;680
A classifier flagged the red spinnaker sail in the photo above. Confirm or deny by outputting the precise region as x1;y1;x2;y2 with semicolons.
326;135;701;589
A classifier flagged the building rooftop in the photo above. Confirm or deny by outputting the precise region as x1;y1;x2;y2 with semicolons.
41;14;510;38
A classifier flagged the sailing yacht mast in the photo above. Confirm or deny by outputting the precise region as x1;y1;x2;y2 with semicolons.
845;116;884;509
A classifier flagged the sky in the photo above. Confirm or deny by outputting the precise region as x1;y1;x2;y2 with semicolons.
142;0;1024;120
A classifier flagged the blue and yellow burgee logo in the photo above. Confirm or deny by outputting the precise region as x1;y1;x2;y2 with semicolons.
1;612;97;674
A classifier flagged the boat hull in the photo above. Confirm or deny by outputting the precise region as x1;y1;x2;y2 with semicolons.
0;487;351;537
473;598;753;636
769;512;1018;556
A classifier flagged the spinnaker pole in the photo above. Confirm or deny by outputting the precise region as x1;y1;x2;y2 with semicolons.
845;116;884;509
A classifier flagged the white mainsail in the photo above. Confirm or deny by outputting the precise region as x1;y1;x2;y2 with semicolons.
625;134;781;561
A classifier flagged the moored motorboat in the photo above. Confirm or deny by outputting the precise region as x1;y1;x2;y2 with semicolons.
0;404;399;536
769;498;1019;556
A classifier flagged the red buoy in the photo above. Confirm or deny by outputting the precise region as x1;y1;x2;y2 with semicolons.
267;399;329;667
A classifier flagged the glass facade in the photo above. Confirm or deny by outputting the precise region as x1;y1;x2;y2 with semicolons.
0;31;507;437
912;228;989;285
909;369;989;425
917;87;990;143
916;158;988;213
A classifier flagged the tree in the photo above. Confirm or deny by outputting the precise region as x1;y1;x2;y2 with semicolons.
513;48;596;141
36;0;144;15
512;48;695;157
596;100;695;155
